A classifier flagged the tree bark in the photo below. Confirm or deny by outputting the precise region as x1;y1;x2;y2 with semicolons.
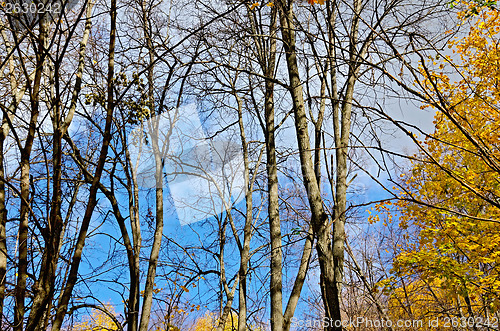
138;2;164;327
263;17;285;331
234;91;254;331
25;3;93;330
51;0;117;327
246;6;284;329
0;25;28;327
283;226;313;331
14;20;46;331
123;130;142;331
277;1;339;329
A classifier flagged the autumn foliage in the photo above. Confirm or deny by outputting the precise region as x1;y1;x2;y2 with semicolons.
72;305;120;331
383;6;500;324
189;311;237;331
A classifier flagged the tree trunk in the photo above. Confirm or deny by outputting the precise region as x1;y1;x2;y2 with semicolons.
264;34;284;331
277;1;339;329
14;21;46;330
283;226;313;331
124;135;142;331
234;92;253;331
0;118;8;330
138;4;164;327
0;26;27;326
248;6;285;330
26;3;93;329
51;0;117;327
138;124;164;331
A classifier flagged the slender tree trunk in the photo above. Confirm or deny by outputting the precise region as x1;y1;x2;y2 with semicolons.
14;21;46;330
283;226;313;331
265;68;284;331
0;112;10;330
107;193;139;331
138;127;164;331
0;120;7;330
234;92;252;331
331;1;361;326
246;5;314;328
27;97;63;331
0;25;28;326
257;7;284;330
124;135;142;331
217;212;238;331
277;1;339;329
217;277;239;331
51;0;117;327
237;201;251;330
232;89;266;331
26;3;93;330
138;4;164;327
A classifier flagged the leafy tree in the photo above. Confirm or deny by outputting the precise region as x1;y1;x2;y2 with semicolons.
190;311;264;331
190;311;236;331
387;278;480;330
72;305;120;331
384;6;500;322
449;0;497;16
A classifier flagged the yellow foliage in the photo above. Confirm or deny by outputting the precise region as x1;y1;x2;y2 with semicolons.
190;311;238;331
73;305;120;331
387;278;485;330
384;5;500;321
